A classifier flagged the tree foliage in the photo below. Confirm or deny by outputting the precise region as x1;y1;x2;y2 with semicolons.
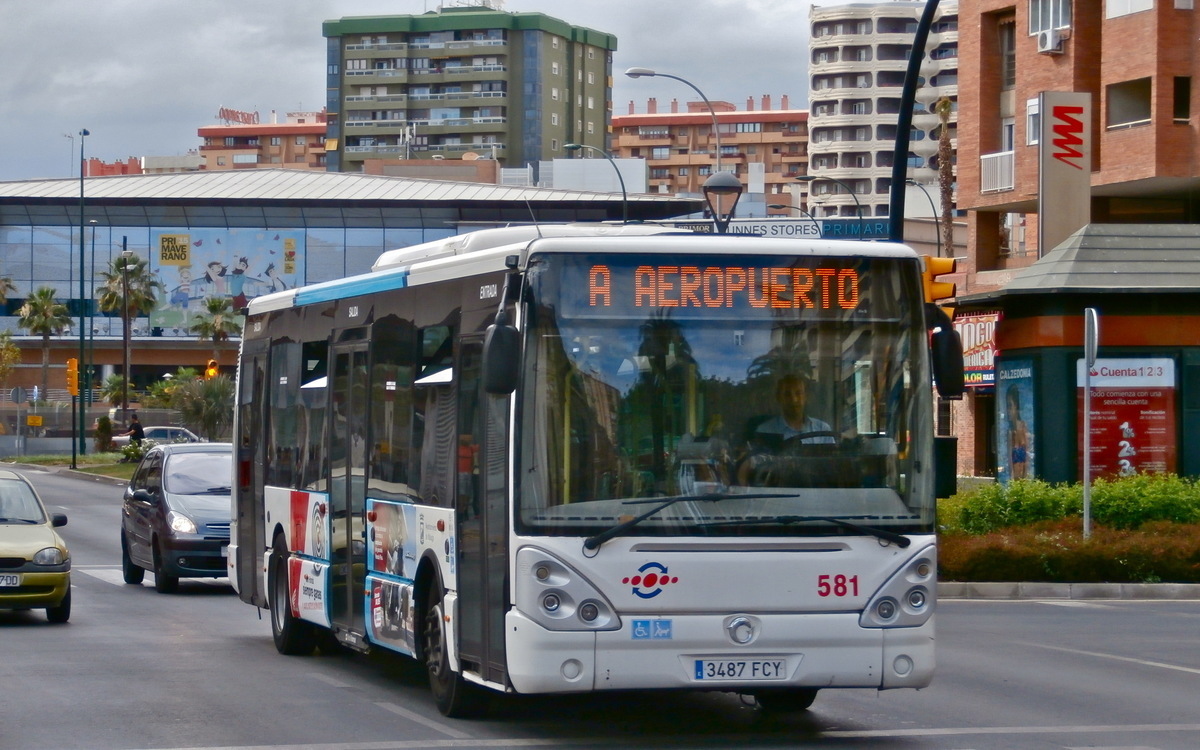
17;287;71;400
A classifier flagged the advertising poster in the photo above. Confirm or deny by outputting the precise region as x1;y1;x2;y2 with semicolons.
996;359;1035;483
1077;358;1176;478
149;228;305;330
955;311;999;389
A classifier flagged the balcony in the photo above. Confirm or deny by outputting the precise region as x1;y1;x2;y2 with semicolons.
980;150;1014;193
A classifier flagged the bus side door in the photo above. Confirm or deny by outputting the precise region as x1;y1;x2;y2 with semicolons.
455;337;509;686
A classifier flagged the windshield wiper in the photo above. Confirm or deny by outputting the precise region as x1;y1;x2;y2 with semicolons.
701;515;911;548
583;491;788;551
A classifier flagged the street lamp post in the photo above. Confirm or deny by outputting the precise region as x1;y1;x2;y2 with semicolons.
121;247;133;428
564;143;628;224
795;175;865;240
625;67;724;173
767;204;823;237
76;128;89;464
905;179;942;257
701;171;744;234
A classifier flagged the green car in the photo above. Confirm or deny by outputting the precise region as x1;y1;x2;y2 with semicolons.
0;470;71;623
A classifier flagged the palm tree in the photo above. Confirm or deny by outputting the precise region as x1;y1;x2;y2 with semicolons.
935;96;955;255
172;374;235;440
189;296;243;359
0;275;17;307
17;287;72;400
97;254;165;416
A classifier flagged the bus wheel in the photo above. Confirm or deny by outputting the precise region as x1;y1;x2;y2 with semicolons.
423;585;484;717
753;688;819;713
268;538;317;656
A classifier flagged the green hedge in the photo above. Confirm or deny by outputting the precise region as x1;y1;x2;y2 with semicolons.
945;474;1200;535
938;475;1200;583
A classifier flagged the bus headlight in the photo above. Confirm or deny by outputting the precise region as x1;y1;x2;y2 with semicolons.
515;547;619;632
860;544;936;629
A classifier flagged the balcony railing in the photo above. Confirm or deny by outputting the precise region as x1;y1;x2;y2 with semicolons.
980;150;1014;193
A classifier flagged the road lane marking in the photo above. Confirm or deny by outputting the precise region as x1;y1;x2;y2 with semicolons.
373;701;473;739
1021;641;1200;676
114;722;1200;749
74;565;230;588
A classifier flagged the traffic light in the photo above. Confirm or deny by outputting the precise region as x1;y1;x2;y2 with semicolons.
921;255;957;303
65;358;79;396
204;359;219;379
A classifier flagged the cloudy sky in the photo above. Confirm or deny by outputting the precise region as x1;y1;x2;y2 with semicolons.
0;0;817;182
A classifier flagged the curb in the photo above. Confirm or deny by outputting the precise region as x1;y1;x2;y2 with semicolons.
939;581;1200;600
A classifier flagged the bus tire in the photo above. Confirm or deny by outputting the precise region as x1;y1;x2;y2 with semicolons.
753;687;819;713
268;537;317;656
423;584;484;718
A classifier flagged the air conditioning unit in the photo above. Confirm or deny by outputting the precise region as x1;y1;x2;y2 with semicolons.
1037;28;1063;54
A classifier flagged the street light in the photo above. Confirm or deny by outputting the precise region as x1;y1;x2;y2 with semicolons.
795;175;865;241
767;204;823;236
565;143;628;224
625;67;724;173
905;179;942;257
121;248;134;428
75;128;89;466
702;171;744;234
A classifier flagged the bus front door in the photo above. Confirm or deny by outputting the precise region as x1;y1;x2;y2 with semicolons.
329;341;370;644
455;338;509;685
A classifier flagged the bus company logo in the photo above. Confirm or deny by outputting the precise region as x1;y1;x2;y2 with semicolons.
622;562;679;599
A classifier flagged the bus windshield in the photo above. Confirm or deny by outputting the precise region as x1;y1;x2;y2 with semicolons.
515;251;935;538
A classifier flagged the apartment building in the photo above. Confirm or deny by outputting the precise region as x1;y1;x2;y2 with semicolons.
198;111;328;171
611;96;808;203
808;1;960;219
322;4;614;174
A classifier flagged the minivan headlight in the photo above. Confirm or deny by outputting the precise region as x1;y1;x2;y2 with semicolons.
167;510;197;534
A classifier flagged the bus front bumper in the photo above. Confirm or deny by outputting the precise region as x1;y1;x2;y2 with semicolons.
504;609;934;695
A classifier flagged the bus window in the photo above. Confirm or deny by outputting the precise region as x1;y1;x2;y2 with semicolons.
300;340;329;490
369;315;418;500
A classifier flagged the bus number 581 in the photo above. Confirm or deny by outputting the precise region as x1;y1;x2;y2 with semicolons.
817;574;858;597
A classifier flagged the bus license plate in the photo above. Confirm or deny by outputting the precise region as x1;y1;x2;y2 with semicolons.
0;574;20;587
694;659;786;681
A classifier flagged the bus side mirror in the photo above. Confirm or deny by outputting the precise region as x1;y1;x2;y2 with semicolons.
928;306;964;399
483;311;520;395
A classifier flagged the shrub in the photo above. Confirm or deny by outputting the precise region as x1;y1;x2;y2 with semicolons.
93;416;114;453
939;520;1200;583
946;475;1200;534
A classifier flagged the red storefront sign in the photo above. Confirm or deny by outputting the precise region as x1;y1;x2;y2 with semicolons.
1077;358;1176;478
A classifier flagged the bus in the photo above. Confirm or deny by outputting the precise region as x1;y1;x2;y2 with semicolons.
229;224;964;717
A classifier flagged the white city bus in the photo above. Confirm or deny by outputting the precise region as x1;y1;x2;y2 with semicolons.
229;224;963;717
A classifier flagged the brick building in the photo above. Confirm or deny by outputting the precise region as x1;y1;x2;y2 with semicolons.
952;0;1200;478
610;96;808;209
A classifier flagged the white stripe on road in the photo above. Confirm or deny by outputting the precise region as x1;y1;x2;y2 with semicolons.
1023;641;1200;676
373;701;473;740
118;722;1200;749
74;565;230;587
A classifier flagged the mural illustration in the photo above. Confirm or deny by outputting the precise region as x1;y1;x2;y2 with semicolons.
149;229;304;330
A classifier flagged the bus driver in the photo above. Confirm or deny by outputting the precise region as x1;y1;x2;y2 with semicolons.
739;374;836;485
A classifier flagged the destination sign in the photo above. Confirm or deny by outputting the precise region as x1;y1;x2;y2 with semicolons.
588;264;860;311
545;254;892;320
